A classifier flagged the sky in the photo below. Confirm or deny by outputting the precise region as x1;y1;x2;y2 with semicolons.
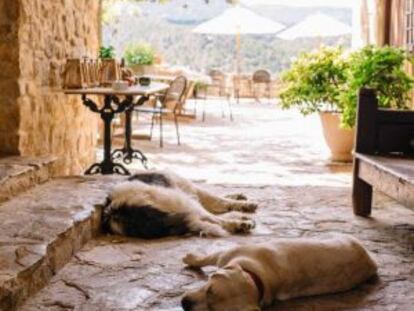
241;0;353;8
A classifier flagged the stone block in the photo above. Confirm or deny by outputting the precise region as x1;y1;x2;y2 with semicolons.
0;155;56;203
0;79;19;98
0;176;121;310
0;61;19;79
0;132;20;155
0;101;19;132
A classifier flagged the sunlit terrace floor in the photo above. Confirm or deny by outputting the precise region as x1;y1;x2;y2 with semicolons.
22;99;414;310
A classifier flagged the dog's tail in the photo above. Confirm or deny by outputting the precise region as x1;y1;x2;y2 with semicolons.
101;197;113;234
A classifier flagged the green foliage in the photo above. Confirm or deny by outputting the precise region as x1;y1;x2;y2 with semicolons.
193;81;209;97
99;46;115;59
124;43;155;66
194;81;208;91
279;46;348;115
340;45;413;128
279;45;414;129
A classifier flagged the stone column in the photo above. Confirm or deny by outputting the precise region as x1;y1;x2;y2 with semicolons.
0;0;20;155
0;0;101;175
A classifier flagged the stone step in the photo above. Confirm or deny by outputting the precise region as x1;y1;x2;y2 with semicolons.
0;175;122;311
0;156;57;204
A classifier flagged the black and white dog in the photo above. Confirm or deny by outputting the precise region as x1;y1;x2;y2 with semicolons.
102;171;258;239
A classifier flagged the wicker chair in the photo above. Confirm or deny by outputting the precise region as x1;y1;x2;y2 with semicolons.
252;69;272;103
198;70;233;122
134;76;187;148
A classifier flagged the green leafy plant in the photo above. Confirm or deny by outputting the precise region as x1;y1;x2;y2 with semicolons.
279;46;348;116
194;81;208;92
340;45;413;128
99;46;116;59
124;43;155;66
279;45;414;129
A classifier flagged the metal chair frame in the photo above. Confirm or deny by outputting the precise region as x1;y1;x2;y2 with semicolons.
252;69;272;104
134;76;188;148
200;70;233;122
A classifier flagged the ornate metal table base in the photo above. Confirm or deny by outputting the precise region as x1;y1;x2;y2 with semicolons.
112;148;148;167
85;161;130;175
111;95;150;168
82;94;133;175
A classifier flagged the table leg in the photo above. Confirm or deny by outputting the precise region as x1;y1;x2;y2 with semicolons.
112;95;149;168
82;94;131;175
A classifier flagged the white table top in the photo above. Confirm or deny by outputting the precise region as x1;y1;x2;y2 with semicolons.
64;82;170;96
144;74;212;85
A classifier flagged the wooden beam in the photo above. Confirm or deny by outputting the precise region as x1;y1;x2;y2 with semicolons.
357;155;414;210
384;0;392;45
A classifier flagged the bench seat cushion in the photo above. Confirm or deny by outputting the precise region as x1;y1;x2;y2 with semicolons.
355;153;414;209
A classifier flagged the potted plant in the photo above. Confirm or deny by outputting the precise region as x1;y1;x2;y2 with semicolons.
279;46;352;162
124;42;156;76
193;81;209;99
279;45;414;162
98;45;120;86
99;46;116;59
340;45;413;129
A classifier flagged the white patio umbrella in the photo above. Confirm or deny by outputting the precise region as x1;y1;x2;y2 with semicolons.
277;12;352;41
193;6;285;74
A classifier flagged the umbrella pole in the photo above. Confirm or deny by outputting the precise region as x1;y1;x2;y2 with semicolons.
236;31;241;75
235;32;241;103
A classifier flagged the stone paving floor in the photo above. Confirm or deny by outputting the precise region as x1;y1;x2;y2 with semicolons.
21;100;414;310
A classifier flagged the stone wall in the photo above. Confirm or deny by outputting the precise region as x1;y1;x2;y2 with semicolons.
0;0;20;155
0;0;100;175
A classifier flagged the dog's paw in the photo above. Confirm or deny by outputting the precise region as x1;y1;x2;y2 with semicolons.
238;219;256;233
183;253;202;267
230;202;258;213
225;193;248;201
225;219;255;234
199;226;229;238
242;203;258;213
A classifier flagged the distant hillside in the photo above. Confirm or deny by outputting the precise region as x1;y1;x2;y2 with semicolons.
103;1;352;75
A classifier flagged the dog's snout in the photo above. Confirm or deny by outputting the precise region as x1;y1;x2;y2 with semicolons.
181;296;194;311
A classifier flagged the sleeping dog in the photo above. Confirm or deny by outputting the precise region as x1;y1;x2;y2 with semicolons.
182;236;378;311
102;171;258;238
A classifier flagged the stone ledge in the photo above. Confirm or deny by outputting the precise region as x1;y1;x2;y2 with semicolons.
0;175;122;311
0;156;57;204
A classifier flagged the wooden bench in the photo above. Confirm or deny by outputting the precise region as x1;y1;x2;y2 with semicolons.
352;88;414;216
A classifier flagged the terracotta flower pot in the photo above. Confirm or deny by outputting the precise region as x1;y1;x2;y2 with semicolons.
319;112;355;162
131;64;154;76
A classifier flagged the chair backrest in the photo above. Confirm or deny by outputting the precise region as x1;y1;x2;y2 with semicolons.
162;75;188;110
233;75;241;88
209;69;227;96
252;70;271;83
209;69;225;81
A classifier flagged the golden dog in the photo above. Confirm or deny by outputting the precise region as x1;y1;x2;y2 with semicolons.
182;236;377;311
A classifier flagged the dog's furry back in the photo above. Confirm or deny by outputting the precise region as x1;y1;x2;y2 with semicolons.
103;171;257;239
103;173;210;238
